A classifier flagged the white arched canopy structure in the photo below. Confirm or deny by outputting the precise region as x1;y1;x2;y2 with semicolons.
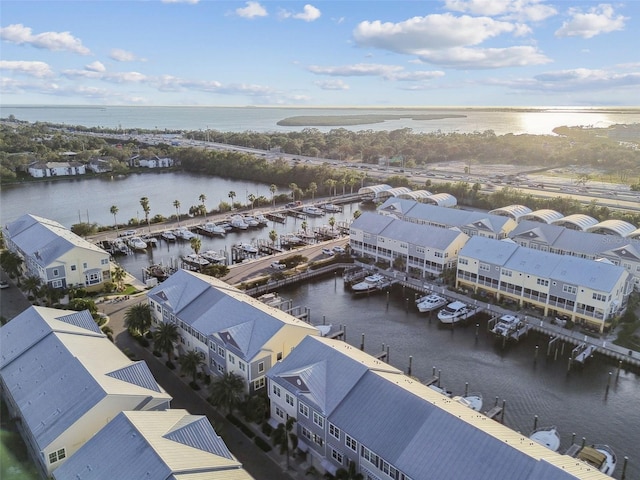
422;193;457;207
520;209;564;224
628;228;640;240
587;219;637;237
358;184;392;202
377;187;412;202
488;204;532;222
398;190;433;201
551;213;598;231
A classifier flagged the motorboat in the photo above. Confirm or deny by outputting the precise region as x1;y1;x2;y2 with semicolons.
143;235;158;247
242;215;260;227
568;444;617;476
530;426;561;452
491;314;523;338
315;324;332;337
175;227;196;240
416;293;447;313
453;393;483;412
238;243;258;255
229;215;249;230
321;203;342;212
253;212;269;225
198;222;226;236
127;236;147;251
351;273;388;294
182;253;210;268
437;301;469;324
112;239;129;254
161;230;176;241
302;205;324;216
201;250;226;264
428;384;452;397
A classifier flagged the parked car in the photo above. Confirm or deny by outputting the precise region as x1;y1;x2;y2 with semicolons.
321;248;335;256
333;246;346;254
0;280;10;289
271;261;286;270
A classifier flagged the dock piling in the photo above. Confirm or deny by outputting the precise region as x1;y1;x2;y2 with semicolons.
533;415;538;431
408;356;413;376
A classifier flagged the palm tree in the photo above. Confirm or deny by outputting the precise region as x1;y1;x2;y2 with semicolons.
269;184;277;207
199;193;207;218
110;205;119;234
111;264;127;291
190;237;202;255
289;183;298;202
124;303;152;337
272;417;297;470
353;210;362;219
0;250;23;283
325;178;337;197
179;349;204;386
308;181;318;201
329;216;336;231
228;191;236;209
153;322;178;366
140;196;151;231
247;193;256;210
173;199;181;225
209;372;245;415
269;229;278;247
301;221;308;234
22;275;41;299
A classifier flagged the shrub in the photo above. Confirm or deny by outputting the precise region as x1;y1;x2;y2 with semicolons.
189;381;200;391
226;413;255;438
261;421;273;436
166;360;175;370
254;436;272;452
153;350;162;357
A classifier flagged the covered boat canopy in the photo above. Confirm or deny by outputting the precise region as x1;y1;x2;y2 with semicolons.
551;213;598;231
587;219;637;237
422;193;457;207
520;209;564;224
489;204;532;222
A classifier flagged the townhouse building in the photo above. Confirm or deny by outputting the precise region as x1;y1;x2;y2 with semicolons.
147;269;320;394
28;161;86;178
267;336;611;480
456;236;632;332
3;214;111;291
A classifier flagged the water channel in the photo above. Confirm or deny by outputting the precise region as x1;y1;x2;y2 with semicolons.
2;172;639;479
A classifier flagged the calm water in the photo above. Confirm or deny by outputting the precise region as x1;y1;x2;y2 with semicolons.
280;278;639;480
2;105;639;136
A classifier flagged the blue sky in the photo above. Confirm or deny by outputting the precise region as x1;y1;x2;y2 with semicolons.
1;0;639;107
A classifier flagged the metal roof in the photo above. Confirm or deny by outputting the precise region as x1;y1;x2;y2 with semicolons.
397;189;432;200
358;184;392;196
52;410;251;480
377;186;412;200
520;209;564;224
460;236;519;266
587;219;637;237
422;192;458;207
550;214;598;231
489;204;533;221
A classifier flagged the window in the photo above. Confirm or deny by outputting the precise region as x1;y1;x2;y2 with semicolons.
302;426;312;441
277;352;283;361
592;292;606;302
101;258;109;265
536;278;549;287
254;377;265;390
218;346;225;357
52;279;63;288
285;393;294;406
345;435;357;452
48;448;66;464
313;411;324;428
53;268;59;276
83;262;88;269
313;433;324;447
70;265;76;271
299;402;309;417
361;446;379;467
501;269;512;277
239;361;245;371
479;263;490;272
458;258;468;265
275;406;285;419
563;284;577;295
273;384;281;397
258;361;265;373
329;423;341;440
331;447;344;465
217;364;225;373
228;353;235;364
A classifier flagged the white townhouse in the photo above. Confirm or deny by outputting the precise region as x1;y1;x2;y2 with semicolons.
53;410;254;480
509;220;640;292
139;155;176;168
456;236;632;332
267;336;611;480
86;156;113;173
377;197;517;239
3;214;111;291
0;307;172;478
349;211;469;279
28;161;86;178
147;269;320;394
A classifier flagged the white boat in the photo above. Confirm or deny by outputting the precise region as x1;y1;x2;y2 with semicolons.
491;314;523;338
229;215;249;230
453;393;483;412
242;215;260;227
161;230;176;241
321;203;342;212
351;273;388;294
112;239;129;254
253;212;269;225
175;227;196;240
128;236;147;251
316;324;332;337
302;205;324;216
182;253;210;268
530;426;561;452
416;293;447;313
143;235;158;247
238;243;258;254
437;301;469;324
568;444;617;476
428;384;453;397
201;250;226;264
199;222;226;236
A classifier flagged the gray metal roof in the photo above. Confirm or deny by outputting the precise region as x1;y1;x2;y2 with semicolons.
520;209;564;224
587;219;637;237
351;212;467;250
550;213;598;231
422;192;457;207
489;204;533;221
53;410;248;480
460;236;519;266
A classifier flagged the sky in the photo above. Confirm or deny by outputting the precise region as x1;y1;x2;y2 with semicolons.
1;0;639;107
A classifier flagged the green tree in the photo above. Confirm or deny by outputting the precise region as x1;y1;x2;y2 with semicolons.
190;237;202;255
0;250;23;283
289;182;298;201
110;205;119;234
301;221;308;234
247;193;256;210
22;275;41;299
271;417;297;470
269;229;278;247
329;216;336;231
228;191;236;209
67;298;98;315
209;372;245;415
199;193;207;218
270;184;277;207
140;196;151;231
153;322;178;366
173;199;181;225
124;303;152;337
353;210;362;219
202;263;230;278
179;349;204;386
308;181;318;200
111;264;127;291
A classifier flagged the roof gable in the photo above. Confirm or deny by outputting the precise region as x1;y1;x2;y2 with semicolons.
106;361;162;393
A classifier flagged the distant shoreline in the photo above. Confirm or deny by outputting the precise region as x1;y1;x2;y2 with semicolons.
277;113;467;127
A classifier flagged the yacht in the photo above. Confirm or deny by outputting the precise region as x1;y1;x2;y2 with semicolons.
229;215;249;230
182;253;209;268
198;222;226;236
302;205;324;216
416;293;447;313
567;444;617;476
143;235;158;247
321;203;342;213
127;236;147;251
437;301;470;324
351;273;388;294
491;314;523;338
238;243;258;255
175;227;196;240
428;384;453;397
161;230;176;242
242;215;260;227
201;250;226;264
253;212;269;225
530;426;561;452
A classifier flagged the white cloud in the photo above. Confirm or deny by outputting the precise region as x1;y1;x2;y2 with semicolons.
62;67;147;84
315;79;349;90
110;49;145;62
444;0;557;22
85;61;106;73
307;63;405;79
161;0;199;3
417;45;550;69
555;4;627;39
281;4;321;22
0;60;54;77
235;1;268;19
0;23;90;55
392;70;445;81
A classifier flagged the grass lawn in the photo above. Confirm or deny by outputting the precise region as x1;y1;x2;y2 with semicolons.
1;401;39;480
